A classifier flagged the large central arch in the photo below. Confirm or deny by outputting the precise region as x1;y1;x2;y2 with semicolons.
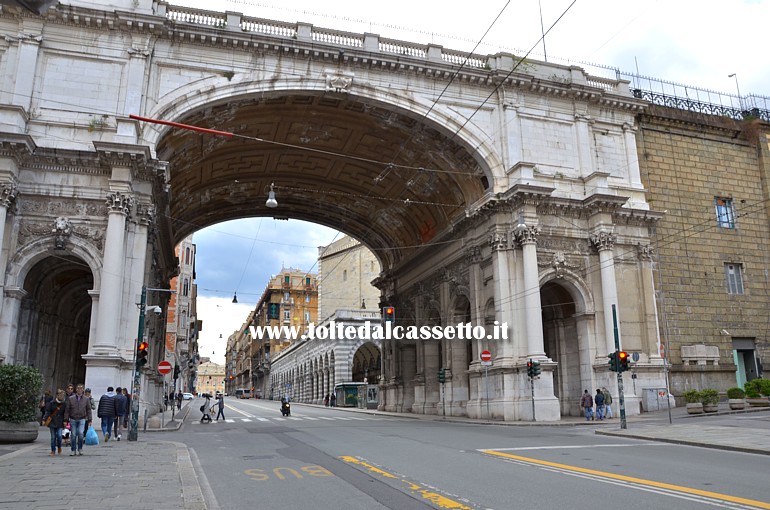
155;90;491;268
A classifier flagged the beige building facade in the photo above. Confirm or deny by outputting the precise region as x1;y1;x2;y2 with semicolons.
317;236;381;321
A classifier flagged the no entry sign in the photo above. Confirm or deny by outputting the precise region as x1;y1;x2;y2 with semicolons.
158;360;173;375
480;350;492;362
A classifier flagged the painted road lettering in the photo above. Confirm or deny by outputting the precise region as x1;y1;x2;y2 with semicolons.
244;465;334;481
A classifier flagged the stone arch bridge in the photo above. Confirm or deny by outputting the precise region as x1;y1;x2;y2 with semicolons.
0;0;666;420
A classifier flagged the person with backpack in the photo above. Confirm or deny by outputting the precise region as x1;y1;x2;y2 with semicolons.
97;387;117;442
595;388;605;421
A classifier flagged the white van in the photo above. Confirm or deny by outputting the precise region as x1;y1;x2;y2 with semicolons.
235;388;252;399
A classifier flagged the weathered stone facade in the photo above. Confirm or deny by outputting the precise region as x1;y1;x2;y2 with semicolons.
317;236;380;321
637;107;770;396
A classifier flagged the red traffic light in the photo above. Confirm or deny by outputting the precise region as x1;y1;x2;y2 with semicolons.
383;306;395;322
618;351;628;362
138;341;149;351
385;307;394;316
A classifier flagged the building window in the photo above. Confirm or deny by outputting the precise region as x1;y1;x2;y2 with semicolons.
185;247;190;265
715;197;735;228
284;292;290;302
304;311;310;323
183;278;189;297
725;263;744;294
343;270;347;282
305;293;310;303
283;310;291;322
306;277;311;285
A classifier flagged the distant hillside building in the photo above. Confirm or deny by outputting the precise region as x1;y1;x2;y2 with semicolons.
197;361;225;396
165;235;198;393
317;235;381;321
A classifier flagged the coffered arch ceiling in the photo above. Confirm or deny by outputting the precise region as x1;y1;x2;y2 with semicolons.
157;92;490;269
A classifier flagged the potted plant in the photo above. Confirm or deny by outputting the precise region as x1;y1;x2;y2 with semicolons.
726;387;745;410
745;379;770;407
700;388;719;413
0;364;43;443
683;389;703;414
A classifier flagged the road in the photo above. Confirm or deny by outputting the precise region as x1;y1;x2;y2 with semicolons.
168;398;770;510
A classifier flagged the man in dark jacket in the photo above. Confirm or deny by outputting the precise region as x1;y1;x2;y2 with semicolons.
65;384;92;455
113;386;127;441
97;387;117;442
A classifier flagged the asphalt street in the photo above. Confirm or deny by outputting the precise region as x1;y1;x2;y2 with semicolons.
170;398;770;510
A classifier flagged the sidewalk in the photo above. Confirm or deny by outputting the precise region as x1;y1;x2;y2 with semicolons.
0;402;205;510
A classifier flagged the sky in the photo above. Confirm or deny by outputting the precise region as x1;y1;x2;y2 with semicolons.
174;0;770;364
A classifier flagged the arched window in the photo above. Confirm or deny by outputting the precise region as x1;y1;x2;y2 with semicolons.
183;278;189;296
185;247;190;265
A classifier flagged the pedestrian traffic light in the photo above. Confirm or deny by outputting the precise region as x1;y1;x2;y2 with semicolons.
618;351;629;372
532;360;541;377
136;341;148;368
383;306;395;323
438;368;446;384
173;364;180;380
607;352;618;372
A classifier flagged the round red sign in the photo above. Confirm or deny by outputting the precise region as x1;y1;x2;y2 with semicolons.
480;350;492;362
158;360;173;375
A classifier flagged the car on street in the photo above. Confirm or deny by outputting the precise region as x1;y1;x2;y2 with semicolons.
182;392;194;400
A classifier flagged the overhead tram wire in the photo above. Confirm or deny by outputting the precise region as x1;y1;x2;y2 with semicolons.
451;0;578;140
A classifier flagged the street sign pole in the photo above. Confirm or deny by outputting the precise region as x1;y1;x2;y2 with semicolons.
128;286;146;442
484;365;490;420
613;304;627;430
530;358;536;422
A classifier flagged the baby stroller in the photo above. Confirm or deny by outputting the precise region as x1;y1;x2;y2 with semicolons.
62;422;71;446
200;401;212;423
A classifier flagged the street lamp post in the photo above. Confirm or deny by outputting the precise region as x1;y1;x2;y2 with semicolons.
728;73;743;112
128;285;174;442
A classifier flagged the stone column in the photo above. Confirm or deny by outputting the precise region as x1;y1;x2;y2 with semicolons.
574;113;595;175
488;230;515;358
93;192;133;354
515;225;546;358
0;287;27;364
124;204;152;358
0;184;18;297
591;231;619;355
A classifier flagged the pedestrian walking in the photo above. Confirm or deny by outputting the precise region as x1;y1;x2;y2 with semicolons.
38;390;53;425
97;386;117;442
122;388;131;429
602;387;613;419
65;384;92;456
65;383;75;400
330;393;336;407
595;389;605;421
43;389;66;457
215;394;225;421
324;394;329;407
113;386;127;441
580;389;593;421
176;391;183;410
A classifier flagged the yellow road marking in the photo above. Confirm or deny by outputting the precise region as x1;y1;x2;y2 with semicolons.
339;456;472;510
480;449;770;509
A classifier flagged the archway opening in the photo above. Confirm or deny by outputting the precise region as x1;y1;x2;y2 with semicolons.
18;255;93;392
352;341;381;383
540;280;579;416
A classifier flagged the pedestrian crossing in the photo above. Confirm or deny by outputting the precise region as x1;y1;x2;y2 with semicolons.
190;414;398;425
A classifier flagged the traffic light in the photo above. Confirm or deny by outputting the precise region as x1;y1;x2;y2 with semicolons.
526;360;534;378
618;351;629;372
383;306;395;323
607;352;618;372
174;364;180;380
532;360;541;377
136;341;148;368
438;368;446;384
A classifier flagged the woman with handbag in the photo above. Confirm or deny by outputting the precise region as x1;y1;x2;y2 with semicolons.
42;389;66;457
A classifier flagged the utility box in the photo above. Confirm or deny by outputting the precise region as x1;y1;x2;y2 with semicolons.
642;387;668;412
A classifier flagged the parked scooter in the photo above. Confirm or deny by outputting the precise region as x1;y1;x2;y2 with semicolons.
280;399;291;417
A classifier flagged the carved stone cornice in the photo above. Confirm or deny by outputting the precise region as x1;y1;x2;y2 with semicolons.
0;133;37;164
93;141;154;175
501;183;555;209
583;193;628;215
590;231;616;252
106;191;133;216
514;225;540;246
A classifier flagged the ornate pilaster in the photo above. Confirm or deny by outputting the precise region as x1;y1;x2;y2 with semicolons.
0;183;17;208
488;229;509;251
638;244;654;261
591;230;620;354
513;225;540;246
106;191;133;216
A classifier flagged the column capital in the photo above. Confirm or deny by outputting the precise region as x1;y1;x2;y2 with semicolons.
0;183;18;208
514;225;540;246
590;231;616;251
488;230;509;251
106;191;133;216
638;243;654;261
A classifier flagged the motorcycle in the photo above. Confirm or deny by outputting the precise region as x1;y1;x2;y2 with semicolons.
280;400;291;417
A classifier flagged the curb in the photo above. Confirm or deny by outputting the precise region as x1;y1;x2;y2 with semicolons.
146;402;193;432
595;429;770;456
